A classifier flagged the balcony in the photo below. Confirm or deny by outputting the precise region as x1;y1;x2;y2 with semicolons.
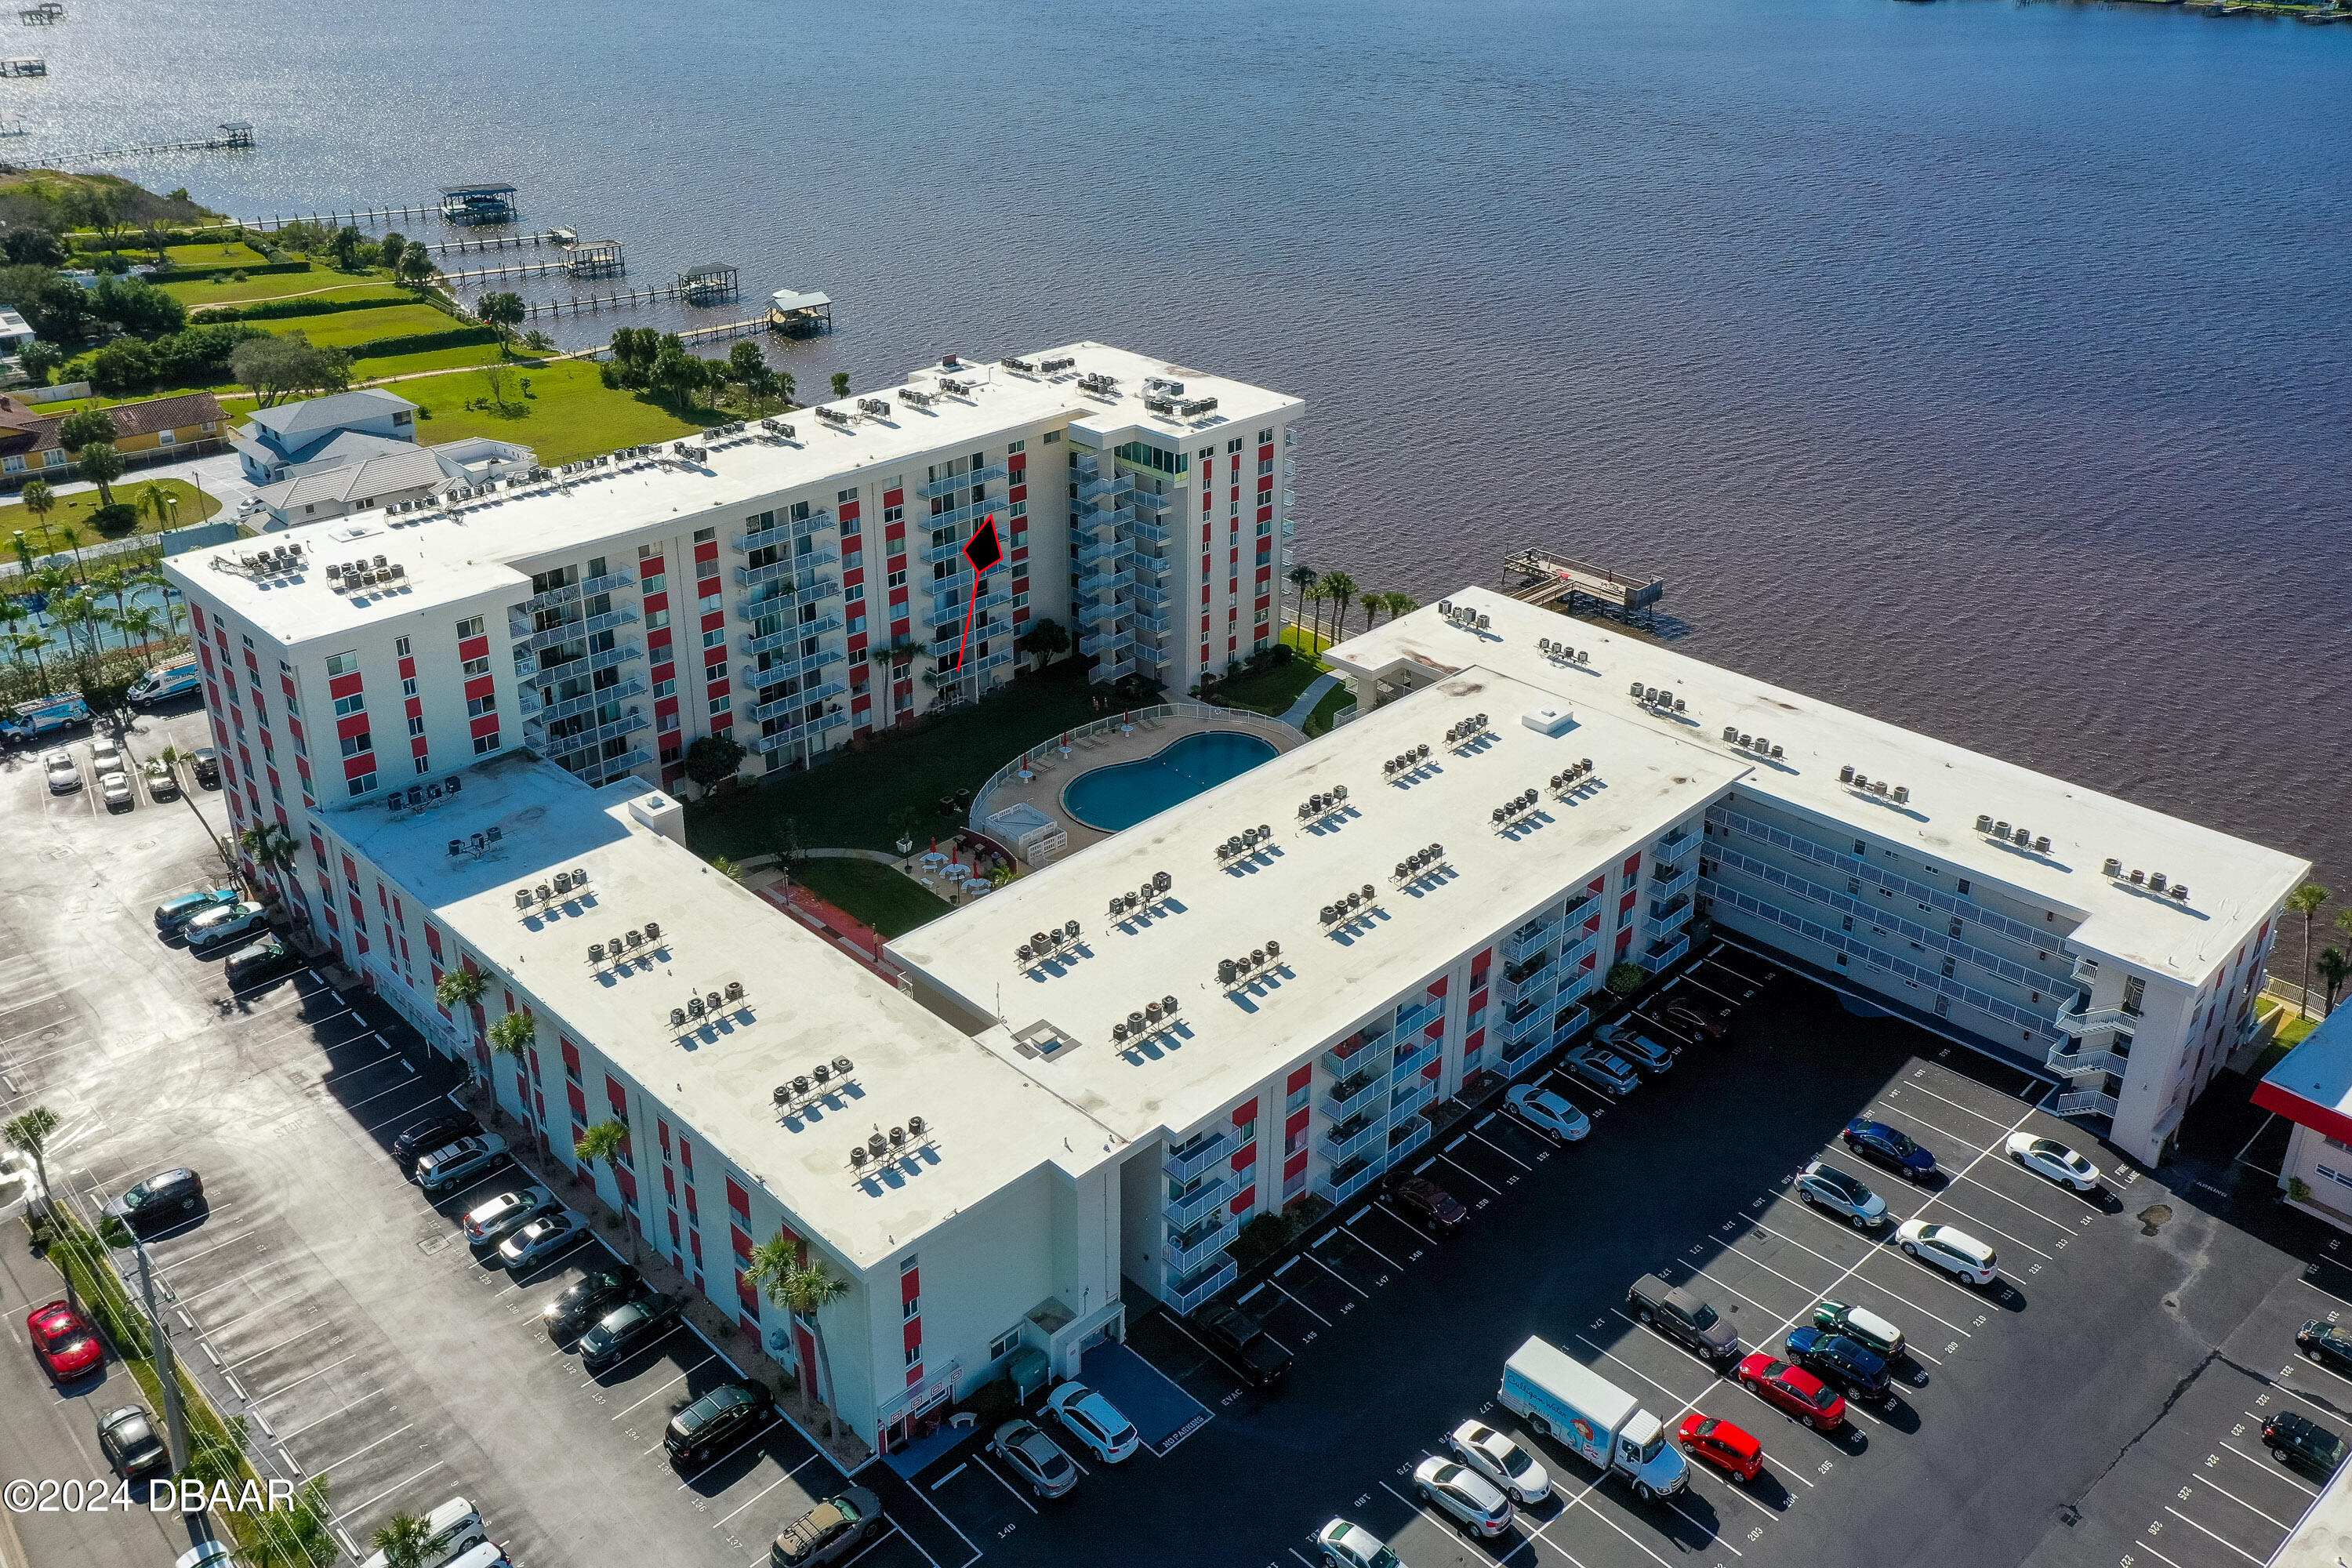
926;589;1011;627
1547;1004;1591;1050
2070;953;2100;985
1164;1214;1240;1276
1130;517;1171;546
1165;1174;1232;1230
1651;863;1697;902
734;551;839;590
1557;925;1601;972
1082;627;1133;659
2045;1042;2131;1080
519;675;645;724
731;510;833;554
1314;1155;1382;1208
922;649;1012;687
1131;580;1171;608
922;535;973;566
1392;1036;1441;1080
579;747;651;786
2054;1088;2119;1120
1388;1116;1432;1163
1654;828;1699;866
1165;1258;1236;1316
1497;1025;1549;1068
581;568;637;598
735;577;840;619
1497;1003;1548;1047
523;640;641;690
514;582;582;619
741;645;844;689
1281;489;1295;511
1643;898;1693;944
528;709;649;760
934;495;1003;533
746;681;847;725
918;463;1006;499
2055;999;2140;1039
1502;915;1561;966
1396;999;1441;1037
1076;535;1133;571
1128;488;1172;514
1322;1033;1391;1080
1164;1130;1231;1184
1389;1076;1435;1122
1077;599;1127;629
1092;656;1136;683
1497;958;1559;1008
1082;569;1137;597
1129;611;1172;637
744;710;849;754
1134;642;1171;667
1077;474;1133;505
1324;1108;1392;1167
1281;517;1295;539
1644;934;1690;971
737;619;844;661
1319;1069;1386;1121
515;605;637;655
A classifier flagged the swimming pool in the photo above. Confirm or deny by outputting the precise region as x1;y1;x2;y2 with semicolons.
1061;731;1280;832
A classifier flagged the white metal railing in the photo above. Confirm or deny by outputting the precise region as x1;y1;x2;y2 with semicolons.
1314;1156;1384;1208
1498;1004;1548;1047
528;709;649;759
1166;1174;1232;1229
2055;1001;2140;1038
1093;656;1136;682
735;552;838;590
2054;1088;2119;1120
1164;1130;1230;1183
1129;489;1172;514
737;618;843;662
746;681;847;725
731;510;834;554
920;462;1007;499
523;676;646;725
1324;1109;1392;1166
1131;580;1171;608
1654;827;1698;866
1166;1259;1236;1316
1502;916;1561;966
1076;535;1133;570
1078;600;1128;630
1651;863;1697;902
521;640;641;690
1388;1116;1432;1163
1082;628;1134;659
967;701;1305;833
581;568;636;597
1392;1037;1441;1080
580;747;651;786
1389;1076;1435;1123
2045;1043;2130;1079
743;710;848;754
514;582;582;619
1163;1214;1239;1276
1396;999;1441;1037
921;648;1014;688
1645;934;1690;971
741;647;844;690
1546;1004;1592;1051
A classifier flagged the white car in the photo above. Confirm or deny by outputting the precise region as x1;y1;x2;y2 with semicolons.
1413;1454;1513;1536
2005;1134;2101;1192
100;771;133;811
143;757;180;801
43;749;80;792
462;1186;554;1245
1316;1519;1402;1568
183;902;267;952
89;739;122;775
1505;1083;1590;1142
1044;1381;1139;1463
497;1212;585;1270
1793;1160;1889;1229
1448;1418;1551;1503
416;1134;510;1195
1896;1219;1997;1286
1563;1047;1640;1094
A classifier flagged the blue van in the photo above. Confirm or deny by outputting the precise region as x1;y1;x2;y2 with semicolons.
1;693;91;742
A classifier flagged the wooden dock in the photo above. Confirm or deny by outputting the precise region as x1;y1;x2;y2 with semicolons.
420;228;575;257
1504;546;1665;626
674;316;770;346
235;201;439;231
46;122;257;162
517;264;740;320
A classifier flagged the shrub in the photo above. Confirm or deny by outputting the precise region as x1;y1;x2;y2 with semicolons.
1606;961;1648;996
1228;1210;1301;1273
88;502;140;537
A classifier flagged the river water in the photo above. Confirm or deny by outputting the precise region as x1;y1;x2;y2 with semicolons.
21;0;2351;900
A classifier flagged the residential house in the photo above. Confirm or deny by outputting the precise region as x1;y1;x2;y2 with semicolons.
0;390;227;490
230;388;419;484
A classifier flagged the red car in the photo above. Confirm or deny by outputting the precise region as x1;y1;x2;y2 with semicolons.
27;1299;103;1381
1737;1352;1845;1429
1677;1413;1765;1480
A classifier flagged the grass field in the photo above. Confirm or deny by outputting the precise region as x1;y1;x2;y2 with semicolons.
163;240;270;267
391;360;715;464
285;303;470;350
184;282;415;316
0;477;219;556
159;267;321;306
352;340;511;378
789;857;954;939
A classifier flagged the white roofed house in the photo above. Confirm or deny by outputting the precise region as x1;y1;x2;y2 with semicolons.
248;437;536;528
231;387;420;484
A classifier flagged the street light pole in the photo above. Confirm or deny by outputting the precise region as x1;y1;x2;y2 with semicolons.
107;1220;189;1471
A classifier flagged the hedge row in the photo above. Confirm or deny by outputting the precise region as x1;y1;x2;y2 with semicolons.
155;260;316;283
345;324;499;358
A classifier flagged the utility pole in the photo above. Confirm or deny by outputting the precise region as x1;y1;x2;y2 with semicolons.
108;1221;189;1470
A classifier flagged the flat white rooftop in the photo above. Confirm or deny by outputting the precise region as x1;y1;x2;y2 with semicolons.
163;342;1302;648
890;670;1747;1145
1326;588;2308;986
343;753;1112;1268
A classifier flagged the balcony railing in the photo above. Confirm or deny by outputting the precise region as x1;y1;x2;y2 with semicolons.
921;535;971;566
1547;1004;1591;1051
1319;1070;1385;1120
1390;1076;1435;1123
2055;1000;2140;1038
2054;1088;2120;1120
1324;1108;1392;1166
736;618;844;663
1134;642;1171;667
926;590;1011;628
1164;1214;1240;1276
1497;958;1559;1008
1321;1033;1391;1080
1502;916;1561;966
2070;953;2100;985
735;577;840;619
734;551;839;590
1396;999;1441;1037
1077;474;1133;505
742;646;844;690
1651;863;1697;902
1644;934;1690;971
1077;600;1127;629
1082;628;1134;659
1498;1003;1548;1046
1388;1116;1432;1163
514;581;582;619
918;462;1007;499
1164;1130;1230;1183
1654;827;1699;866
527;709;649;760
1128;488;1171;514
1643;899;1693;944
1130;517;1171;545
515;605;637;655
921;649;1013;687
1315;1154;1383;1208
731;510;834;554
1165;1258;1236;1316
579;747;651;786
581;568;637;598
1077;535;1133;571
746;681;847;726
523;640;641;690
1131;579;1171;608
1166;1174;1232;1230
1392;1036;1442;1081
1082;569;1138;597
2045;1042;2131;1079
520;676;645;724
1092;656;1136;683
744;710;849;754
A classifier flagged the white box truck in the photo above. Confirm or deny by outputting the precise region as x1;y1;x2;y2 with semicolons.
1498;1336;1687;1500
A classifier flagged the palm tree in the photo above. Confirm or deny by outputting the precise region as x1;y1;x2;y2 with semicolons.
434;966;486;1011
52;522;85;578
1;631;42;688
573;1119;630;1214
2288;882;2331;1018
18;479;54;543
46;591;93;659
238;821;299;900
486;1010;535;1058
90;561;130;625
114;604;163;667
829;372;851;401
1299;582;1328;650
750;1236;848;1423
3;1104;61;1222
134;481;180;534
1318;571;1358;648
1382;591;1417;624
155;746;232;874
2316;947;2351;1017
368;1512;433;1568
248;1476;335;1568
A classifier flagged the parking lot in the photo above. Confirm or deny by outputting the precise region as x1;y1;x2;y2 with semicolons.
0;702;965;1568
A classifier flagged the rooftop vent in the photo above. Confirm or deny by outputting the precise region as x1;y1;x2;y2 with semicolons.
2103;856;2122;878
1040;355;1076;373
1004;356;1036;373
1077;371;1116;395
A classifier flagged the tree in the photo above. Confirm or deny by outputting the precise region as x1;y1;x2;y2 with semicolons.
368;1512;434;1568
650;334;705;412
138;217;173;265
709;855;747;885
2321;948;2350;1018
1302;581;1330;647
154;746;232;874
114;604;163;664
239;820;299;899
90;561;131;623
1606;961;1649;996
750;1236;849;1422
829;372;851;401
77;449;131;524
377;232;408;277
608;326;659;390
573;1119;630;1211
486;1010;535;1058
18;339;67;385
3;1104;61;1221
247;1475;336;1568
682;732;745;789
771;368;795;408
477;291;526;352
4;631;49;693
230;331;353;407
726;339;767;397
434;966;485;1011
1318;571;1358;647
55;407;116;456
1382;591;1418;624
2288;882;2331;1018
134;481;180;534
19;478;55;535
47;590;93;658
521;328;554;353
87;337;158;393
1016;615;1070;667
1287;563;1316;626
395;244;437;286
328;225;366;271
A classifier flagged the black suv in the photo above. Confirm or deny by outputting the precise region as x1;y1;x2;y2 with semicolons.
666;1378;771;1465
1192;1302;1292;1387
2298;1320;2352;1377
225;938;305;991
1628;1274;1740;1364
2265;1410;2347;1476
101;1169;204;1233
394;1109;484;1174
1784;1327;1895;1408
545;1265;645;1341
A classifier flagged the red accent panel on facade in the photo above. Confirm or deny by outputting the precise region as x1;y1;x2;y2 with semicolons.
457;635;490;662
1232;1098;1259;1125
565;1083;587;1120
1229;1142;1256;1173
1283;1149;1308;1181
463;675;495;703
1428;976;1449;999
1230;1186;1256;1215
328;673;363;700
341;753;374;781
900;1267;921;1304
902;1319;923;1356
725;1177;750;1216
1287;1062;1313;1091
336;711;370;740
470;713;500;739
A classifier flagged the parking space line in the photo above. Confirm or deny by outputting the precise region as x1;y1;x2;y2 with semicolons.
1376;1479;1530;1564
1157;1313;1260;1387
248;1351;362;1409
2289;1356;2352;1399
1896;1195;2053;1261
170;1257;281;1311
1435;1141;1502;1194
1339;1218;1403;1272
336;1458;448;1531
2190;1473;2295;1530
2161;1505;2263;1563
970;1452;1039;1514
602;1346;710;1410
151;1225;261;1272
1715;1242;1840;1308
674;1422;789;1490
1893;1080;2017;1128
1579;1330;1711;1410
2132;1538;2189;1568
712;1452;824;1526
279;1387;383;1442
1870;1104;1993;1157
1740;1221;1978;1335
1460;1126;1534;1171
222;1314;338;1370
1945;1168;2081;1232
1561;1486;1679;1568
347;1076;444;1118
309;1422;415;1479
1301;1248;1370;1299
2216;1442;2316;1494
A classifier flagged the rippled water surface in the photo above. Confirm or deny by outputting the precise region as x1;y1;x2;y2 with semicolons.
28;0;2351;889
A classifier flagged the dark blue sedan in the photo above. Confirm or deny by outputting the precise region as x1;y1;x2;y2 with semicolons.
1784;1325;1895;1406
1842;1118;1937;1182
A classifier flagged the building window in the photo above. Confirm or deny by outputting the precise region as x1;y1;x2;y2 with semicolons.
904;1343;922;1368
693;527;715;543
333;692;365;717
2123;976;2146;1015
325;651;360;677
473;731;499;754
902;1294;919;1320
838;487;859;503
346;772;376;797
413;753;431;775
456;616;484;639
339;731;372;757
466;693;495;717
394;636;412;657
461;655;490;677
989;1327;1020;1361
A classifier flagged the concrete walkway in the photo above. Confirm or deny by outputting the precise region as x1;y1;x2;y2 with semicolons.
1279;670;1343;728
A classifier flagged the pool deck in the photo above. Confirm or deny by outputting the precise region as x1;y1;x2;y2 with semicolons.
978;706;1305;862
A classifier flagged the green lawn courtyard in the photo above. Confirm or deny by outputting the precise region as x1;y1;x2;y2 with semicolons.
788;857;954;940
1;477;220;556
